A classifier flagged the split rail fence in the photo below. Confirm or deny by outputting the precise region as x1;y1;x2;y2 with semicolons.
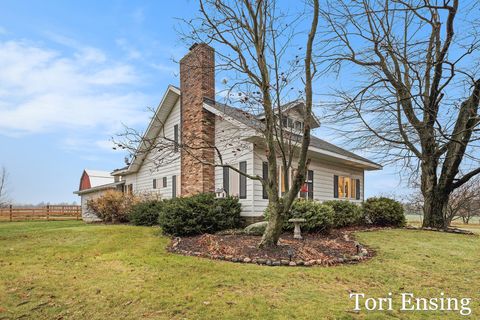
0;205;81;222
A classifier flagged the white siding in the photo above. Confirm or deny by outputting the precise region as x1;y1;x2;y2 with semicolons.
123;99;181;199
252;146;365;217
80;189;111;222
214;116;255;216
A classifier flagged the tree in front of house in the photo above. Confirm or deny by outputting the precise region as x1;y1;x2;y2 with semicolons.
116;0;320;248
321;0;480;229
180;0;320;248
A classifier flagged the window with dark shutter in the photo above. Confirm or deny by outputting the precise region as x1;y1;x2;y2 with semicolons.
172;175;176;198
173;124;179;152
333;175;339;198
239;161;247;199
163;177;167;188
262;162;268;199
223;167;229;196
153;179;157;189
356;179;361;200
307;170;314;199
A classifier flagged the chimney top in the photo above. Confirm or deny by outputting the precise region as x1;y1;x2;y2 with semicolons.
189;43;199;51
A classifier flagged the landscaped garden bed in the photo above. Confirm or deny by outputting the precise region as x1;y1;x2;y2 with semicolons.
168;228;374;267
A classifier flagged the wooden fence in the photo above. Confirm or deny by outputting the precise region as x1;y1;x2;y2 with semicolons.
0;205;81;222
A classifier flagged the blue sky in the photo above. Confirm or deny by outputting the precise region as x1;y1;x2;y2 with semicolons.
0;0;406;204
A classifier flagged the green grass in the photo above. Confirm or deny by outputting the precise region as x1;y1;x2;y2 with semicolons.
0;221;479;319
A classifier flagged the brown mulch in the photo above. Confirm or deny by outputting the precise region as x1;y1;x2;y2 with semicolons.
167;227;377;267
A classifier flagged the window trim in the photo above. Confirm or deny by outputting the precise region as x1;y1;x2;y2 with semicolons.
262;162;268;199
173;124;179;152
172;175;176;198
223;167;230;196
162;177;167;188
239;161;247;199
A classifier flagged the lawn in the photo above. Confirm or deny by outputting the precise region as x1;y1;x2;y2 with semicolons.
0;221;479;319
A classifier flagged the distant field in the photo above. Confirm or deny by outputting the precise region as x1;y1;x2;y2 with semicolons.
0;221;479;319
406;214;480;226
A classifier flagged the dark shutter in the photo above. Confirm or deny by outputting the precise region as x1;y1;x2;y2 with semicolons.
174;124;179;152
333;175;339;198
239;161;247;199
308;170;314;200
262;162;268;199
356;179;361;200
172;175;176;198
153;179;157;189
223;167;229;196
163;177;167;188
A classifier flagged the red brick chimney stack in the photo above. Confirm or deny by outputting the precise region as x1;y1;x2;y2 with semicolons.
179;43;216;196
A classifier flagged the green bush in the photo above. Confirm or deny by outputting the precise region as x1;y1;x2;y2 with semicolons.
264;199;334;234
128;200;163;226
158;193;242;236
322;200;365;228
363;197;406;227
290;199;334;233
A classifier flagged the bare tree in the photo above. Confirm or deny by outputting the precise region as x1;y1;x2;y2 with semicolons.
115;0;320;247
445;177;480;225
321;0;480;229
0;166;9;207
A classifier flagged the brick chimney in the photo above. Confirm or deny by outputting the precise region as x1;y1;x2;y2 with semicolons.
179;43;216;196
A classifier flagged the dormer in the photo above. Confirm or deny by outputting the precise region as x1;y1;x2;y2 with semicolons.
256;100;320;132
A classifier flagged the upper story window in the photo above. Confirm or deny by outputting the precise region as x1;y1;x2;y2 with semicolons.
280;115;303;131
294;121;304;131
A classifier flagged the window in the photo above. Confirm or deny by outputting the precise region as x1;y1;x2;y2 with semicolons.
262;162;268;199
300;170;314;199
287;118;293;128
223;167;229;196
173;124;179;152
282;116;288;128
163;177;167;188
334;175;360;199
172;175;176;198
239;161;247;199
127;184;133;194
294;121;304;131
153;179;157;189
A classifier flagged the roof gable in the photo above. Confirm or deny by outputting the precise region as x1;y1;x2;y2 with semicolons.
123;85;180;174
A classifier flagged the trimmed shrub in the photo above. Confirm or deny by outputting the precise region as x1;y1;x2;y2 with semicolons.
264;199;334;234
363;197;406;227
158;193;242;236
128;200;163;226
322;200;365;228
87;190;138;223
289;199;334;233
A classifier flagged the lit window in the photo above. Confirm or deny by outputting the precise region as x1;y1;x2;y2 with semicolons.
335;176;359;199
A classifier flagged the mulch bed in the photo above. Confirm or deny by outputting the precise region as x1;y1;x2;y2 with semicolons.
167;227;377;267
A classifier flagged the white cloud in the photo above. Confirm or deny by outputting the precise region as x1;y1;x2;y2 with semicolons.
0;39;150;136
116;38;142;60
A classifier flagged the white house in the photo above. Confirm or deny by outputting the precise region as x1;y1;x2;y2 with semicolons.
75;43;381;223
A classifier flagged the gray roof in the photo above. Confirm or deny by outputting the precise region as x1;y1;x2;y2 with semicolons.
204;98;380;167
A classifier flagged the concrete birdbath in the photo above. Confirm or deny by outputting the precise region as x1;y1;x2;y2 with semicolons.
288;218;306;239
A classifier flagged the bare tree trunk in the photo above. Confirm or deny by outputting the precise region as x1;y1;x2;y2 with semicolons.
422;189;449;229
260;201;285;247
